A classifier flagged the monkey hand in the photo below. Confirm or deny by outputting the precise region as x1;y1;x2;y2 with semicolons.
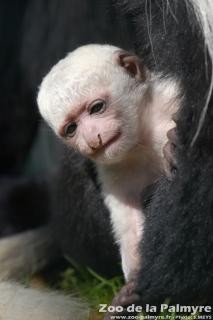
163;126;178;178
103;281;141;320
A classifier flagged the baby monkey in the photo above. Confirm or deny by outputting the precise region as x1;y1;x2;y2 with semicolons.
38;44;178;281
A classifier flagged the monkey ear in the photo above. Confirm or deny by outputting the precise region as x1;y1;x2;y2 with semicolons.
117;51;147;81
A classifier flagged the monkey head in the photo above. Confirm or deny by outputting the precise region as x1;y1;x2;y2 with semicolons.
37;44;150;164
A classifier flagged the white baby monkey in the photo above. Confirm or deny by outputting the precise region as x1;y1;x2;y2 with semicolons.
38;44;178;281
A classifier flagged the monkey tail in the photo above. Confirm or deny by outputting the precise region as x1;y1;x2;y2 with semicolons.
0;282;89;320
0;227;90;320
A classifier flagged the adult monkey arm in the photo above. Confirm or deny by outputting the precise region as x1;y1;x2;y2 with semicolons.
0;282;89;320
0;226;89;320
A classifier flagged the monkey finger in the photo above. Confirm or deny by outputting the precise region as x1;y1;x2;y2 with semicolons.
172;111;179;124
163;140;178;178
163;159;172;178
167;127;178;146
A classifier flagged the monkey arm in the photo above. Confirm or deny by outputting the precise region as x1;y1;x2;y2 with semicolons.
0;226;59;281
0;282;89;320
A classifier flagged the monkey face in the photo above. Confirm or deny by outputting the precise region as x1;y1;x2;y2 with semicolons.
58;90;142;164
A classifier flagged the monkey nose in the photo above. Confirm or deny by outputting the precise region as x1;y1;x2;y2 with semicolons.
88;134;103;151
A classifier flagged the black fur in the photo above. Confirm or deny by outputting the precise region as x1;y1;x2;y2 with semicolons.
0;0;48;236
0;0;39;173
117;0;213;305
51;149;121;277
20;0;132;91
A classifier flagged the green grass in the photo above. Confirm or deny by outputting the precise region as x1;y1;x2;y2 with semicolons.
22;257;202;319
56;258;201;320
59;257;124;308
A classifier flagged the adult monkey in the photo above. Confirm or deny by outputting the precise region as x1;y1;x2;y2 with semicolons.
104;0;213;315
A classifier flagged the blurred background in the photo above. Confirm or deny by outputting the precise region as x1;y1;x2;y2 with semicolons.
0;0;132;237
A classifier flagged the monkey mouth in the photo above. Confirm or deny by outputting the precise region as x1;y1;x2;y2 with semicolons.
102;132;122;150
89;132;122;160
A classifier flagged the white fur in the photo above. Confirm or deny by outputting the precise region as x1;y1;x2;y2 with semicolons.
189;0;213;144
142;76;179;158
190;0;213;66
0;229;89;320
100;182;146;280
37;45;123;133
0;282;89;320
0;227;58;280
104;194;144;280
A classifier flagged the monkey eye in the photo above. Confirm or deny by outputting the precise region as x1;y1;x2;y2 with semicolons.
89;100;106;115
64;122;77;137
